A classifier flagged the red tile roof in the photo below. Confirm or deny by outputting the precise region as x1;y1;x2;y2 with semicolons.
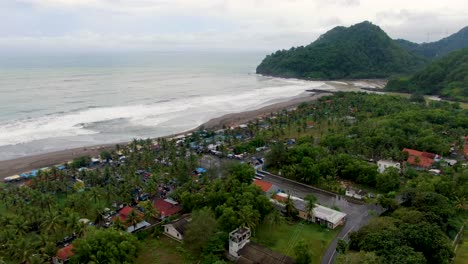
114;206;143;223
154;199;181;217
253;179;273;192
56;244;74;261
402;148;437;168
273;194;287;202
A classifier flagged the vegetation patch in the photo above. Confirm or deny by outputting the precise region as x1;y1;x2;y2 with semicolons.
253;220;340;263
136;236;198;264
455;225;468;264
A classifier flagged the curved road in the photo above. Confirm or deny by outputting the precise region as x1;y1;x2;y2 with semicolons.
257;171;384;264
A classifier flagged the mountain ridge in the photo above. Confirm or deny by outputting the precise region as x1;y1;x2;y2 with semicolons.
385;48;468;102
256;21;426;80
395;26;468;59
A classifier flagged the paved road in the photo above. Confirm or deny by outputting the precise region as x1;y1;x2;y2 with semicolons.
257;171;383;264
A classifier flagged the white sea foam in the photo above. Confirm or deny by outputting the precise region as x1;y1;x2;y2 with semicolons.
0;80;321;147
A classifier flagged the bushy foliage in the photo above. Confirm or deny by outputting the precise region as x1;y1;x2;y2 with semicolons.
395;26;468;59
256;21;425;79
386;48;468;101
70;229;139;264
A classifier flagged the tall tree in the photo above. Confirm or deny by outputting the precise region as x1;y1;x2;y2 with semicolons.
184;208;218;255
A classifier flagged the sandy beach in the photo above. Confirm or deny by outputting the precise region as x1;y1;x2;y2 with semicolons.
0;92;330;179
0;78;388;179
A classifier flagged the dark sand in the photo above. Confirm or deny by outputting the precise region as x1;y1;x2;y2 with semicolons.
0;92;329;179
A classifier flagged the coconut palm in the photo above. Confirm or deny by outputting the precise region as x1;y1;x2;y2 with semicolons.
140;201;159;221
239;205;260;232
285;194;298;218
305;194;318;222
125;209;141;231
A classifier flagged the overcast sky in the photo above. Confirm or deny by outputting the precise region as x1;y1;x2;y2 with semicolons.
1;0;467;53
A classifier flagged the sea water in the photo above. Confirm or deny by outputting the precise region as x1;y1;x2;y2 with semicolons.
0;51;330;160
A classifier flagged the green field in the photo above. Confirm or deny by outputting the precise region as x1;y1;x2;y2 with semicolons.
253;220;340;263
136;235;198;264
455;226;468;264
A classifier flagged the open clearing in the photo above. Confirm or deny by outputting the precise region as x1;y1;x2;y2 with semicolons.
253;220;340;263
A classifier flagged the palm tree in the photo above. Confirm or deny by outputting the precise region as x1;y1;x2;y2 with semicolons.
285;194;298;218
113;217;126;231
125;209;141;232
455;196;468;211
41;211;62;238
264;210;283;231
7;217;30;237
305;194;318;222
239;205;260;232
141;201;159;221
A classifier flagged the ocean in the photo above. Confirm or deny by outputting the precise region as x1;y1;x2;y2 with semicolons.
0;51;331;161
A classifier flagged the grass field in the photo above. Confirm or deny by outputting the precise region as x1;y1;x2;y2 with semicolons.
136;235;198;264
455;226;468;264
253;220;340;263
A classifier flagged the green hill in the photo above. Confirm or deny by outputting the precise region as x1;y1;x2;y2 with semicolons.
256;21;426;80
395;26;468;59
386;48;468;102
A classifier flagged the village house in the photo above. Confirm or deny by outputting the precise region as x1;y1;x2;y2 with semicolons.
113;206;150;233
403;148;440;170
252;179;278;196
153;198;182;219
163;215;191;242
377;160;401;173
52;244;74;264
228;227;294;264
272;192;346;229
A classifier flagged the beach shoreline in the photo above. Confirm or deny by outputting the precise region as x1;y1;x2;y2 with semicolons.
0;92;330;179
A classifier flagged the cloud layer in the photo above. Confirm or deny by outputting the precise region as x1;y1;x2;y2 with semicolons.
2;0;467;52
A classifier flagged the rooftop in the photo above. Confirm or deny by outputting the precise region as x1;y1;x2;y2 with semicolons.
165;215;191;235
56;244;74;261
403;148;437;168
154;198;182;217
312;204;347;225
253;179;273;192
114;206;143;223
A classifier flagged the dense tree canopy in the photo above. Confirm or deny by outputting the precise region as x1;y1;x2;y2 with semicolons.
256;21;425;79
70;229;139;264
386;48;468;101
395;26;468;59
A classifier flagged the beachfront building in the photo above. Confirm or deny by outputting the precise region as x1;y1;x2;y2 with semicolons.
377;160;401;173
4;174;21;183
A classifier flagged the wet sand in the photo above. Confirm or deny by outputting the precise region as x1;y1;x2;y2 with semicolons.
0;92;329;179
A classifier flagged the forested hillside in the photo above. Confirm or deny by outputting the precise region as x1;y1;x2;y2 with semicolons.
395;26;468;59
256;21;426;79
386;48;468;102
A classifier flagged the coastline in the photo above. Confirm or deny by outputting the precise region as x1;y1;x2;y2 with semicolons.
0;92;329;179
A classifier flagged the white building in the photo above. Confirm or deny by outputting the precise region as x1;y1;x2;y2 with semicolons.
163;215;191;242
229;227;251;258
272;192;347;229
377;160;401;173
311;204;347;229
